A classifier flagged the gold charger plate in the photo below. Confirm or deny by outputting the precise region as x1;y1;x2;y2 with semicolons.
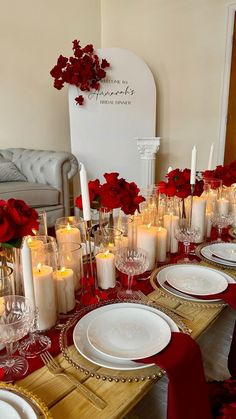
59;299;189;383
0;382;52;418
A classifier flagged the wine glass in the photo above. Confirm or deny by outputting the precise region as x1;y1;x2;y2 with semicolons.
175;223;200;263
211;212;234;241
0;295;34;382
115;247;149;300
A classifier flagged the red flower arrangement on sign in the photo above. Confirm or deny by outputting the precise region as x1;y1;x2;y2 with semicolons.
0;199;39;246
75;172;145;215
50;39;110;105
157;168;204;198
203;160;236;187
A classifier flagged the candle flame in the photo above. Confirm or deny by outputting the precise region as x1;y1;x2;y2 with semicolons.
37;263;41;272
147;223;152;229
61;267;66;273
66;223;71;230
32;229;37;236
104;250;110;256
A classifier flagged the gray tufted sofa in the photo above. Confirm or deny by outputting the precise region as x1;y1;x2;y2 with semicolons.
0;148;79;227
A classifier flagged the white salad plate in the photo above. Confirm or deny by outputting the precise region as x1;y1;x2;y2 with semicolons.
0;390;37;419
166;265;228;296
208;243;236;263
73;302;179;370
201;243;236;267
87;307;172;360
155;264;235;303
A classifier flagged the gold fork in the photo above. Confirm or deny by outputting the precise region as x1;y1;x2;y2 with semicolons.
40;351;107;410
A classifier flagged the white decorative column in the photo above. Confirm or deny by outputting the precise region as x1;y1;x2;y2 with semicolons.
136;137;161;189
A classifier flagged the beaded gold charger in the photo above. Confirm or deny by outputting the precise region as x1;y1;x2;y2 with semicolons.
59;299;189;383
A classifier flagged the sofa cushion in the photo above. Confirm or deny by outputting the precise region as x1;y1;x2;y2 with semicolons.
0;182;60;207
0;158;27;182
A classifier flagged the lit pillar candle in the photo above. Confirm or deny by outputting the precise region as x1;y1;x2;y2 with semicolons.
217;198;229;217
79;163;91;221
21;236;36;310
54;268;75;314
95;251;116;289
56;223;81;245
191;197;206;243
137;224;157;270
33;264;57;330
205;211;212;238
190;145;197;185
156;227;167;262
163;214;179;253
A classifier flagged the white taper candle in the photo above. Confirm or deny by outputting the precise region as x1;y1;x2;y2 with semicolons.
79;163;91;221
190;145;197;185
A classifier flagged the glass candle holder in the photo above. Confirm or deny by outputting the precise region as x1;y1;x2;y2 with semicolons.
58;242;82;293
55;216;83;245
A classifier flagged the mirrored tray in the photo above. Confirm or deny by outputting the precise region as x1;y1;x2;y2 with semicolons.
0;382;52;418
59;299;189;383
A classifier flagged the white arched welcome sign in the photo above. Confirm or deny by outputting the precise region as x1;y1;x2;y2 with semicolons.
69;48;157;187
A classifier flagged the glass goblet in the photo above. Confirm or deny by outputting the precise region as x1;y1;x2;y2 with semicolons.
0;295;34;382
115;247;149;300
211;212;234;241
175;224;200;263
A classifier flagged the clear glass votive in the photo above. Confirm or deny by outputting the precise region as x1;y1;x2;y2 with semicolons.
55;216;84;245
58;242;82;293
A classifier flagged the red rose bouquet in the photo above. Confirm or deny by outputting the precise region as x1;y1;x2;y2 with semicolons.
157;168;204;199
50;39;110;105
75;172;145;215
203;160;236;187
0;199;39;247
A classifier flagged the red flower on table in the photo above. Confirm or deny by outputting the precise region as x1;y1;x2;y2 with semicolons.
157;168;203;199
50;39;110;105
0;199;39;245
75;172;145;216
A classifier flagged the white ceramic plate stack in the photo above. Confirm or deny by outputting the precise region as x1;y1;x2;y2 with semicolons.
73;302;179;370
153;264;234;303
200;242;236;268
0;390;37;419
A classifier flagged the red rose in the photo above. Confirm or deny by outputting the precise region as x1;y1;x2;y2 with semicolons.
0;208;15;242
75;95;84;106
7;199;38;238
54;79;64;90
75;179;101;210
101;59;110;69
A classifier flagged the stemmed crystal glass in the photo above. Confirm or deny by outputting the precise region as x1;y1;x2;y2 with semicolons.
175;222;200;263
115;247;149;300
0;295;34;382
211;212;234;241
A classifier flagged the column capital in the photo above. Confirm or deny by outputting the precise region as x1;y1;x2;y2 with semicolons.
136;137;161;159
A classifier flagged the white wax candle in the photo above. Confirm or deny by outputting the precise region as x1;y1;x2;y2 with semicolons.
79;163;91;221
21;237;36;310
191;197;206;243
167;166;173;174
95;251;116;290
54;268;75;314
207;143;214;170
232;203;236;227
163;214;179;253
56;225;81;245
205;211;212;238
156;227;167;262
190;145;197;185
137;224;157;270
61;254;81;291
33;265;57;330
217;198;229;217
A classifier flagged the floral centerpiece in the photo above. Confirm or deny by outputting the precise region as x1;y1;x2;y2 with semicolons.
50;39;110;106
75;172;145;219
0;199;39;247
157;168;204;199
203;160;236;187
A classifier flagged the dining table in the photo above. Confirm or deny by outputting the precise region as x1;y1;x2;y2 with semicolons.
15;254;235;419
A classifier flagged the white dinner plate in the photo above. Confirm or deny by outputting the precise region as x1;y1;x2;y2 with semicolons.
155;264;235;303
73;302;179;370
87;307;171;360
0;400;21;419
166;265;228;296
207;243;236;263
0;389;37;419
201;244;236;267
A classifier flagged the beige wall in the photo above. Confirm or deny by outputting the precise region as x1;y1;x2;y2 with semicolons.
1;0;234;180
0;0;101;152
101;0;233;179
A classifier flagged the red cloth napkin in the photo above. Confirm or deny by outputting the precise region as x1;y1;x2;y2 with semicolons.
165;281;236;310
136;332;212;419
